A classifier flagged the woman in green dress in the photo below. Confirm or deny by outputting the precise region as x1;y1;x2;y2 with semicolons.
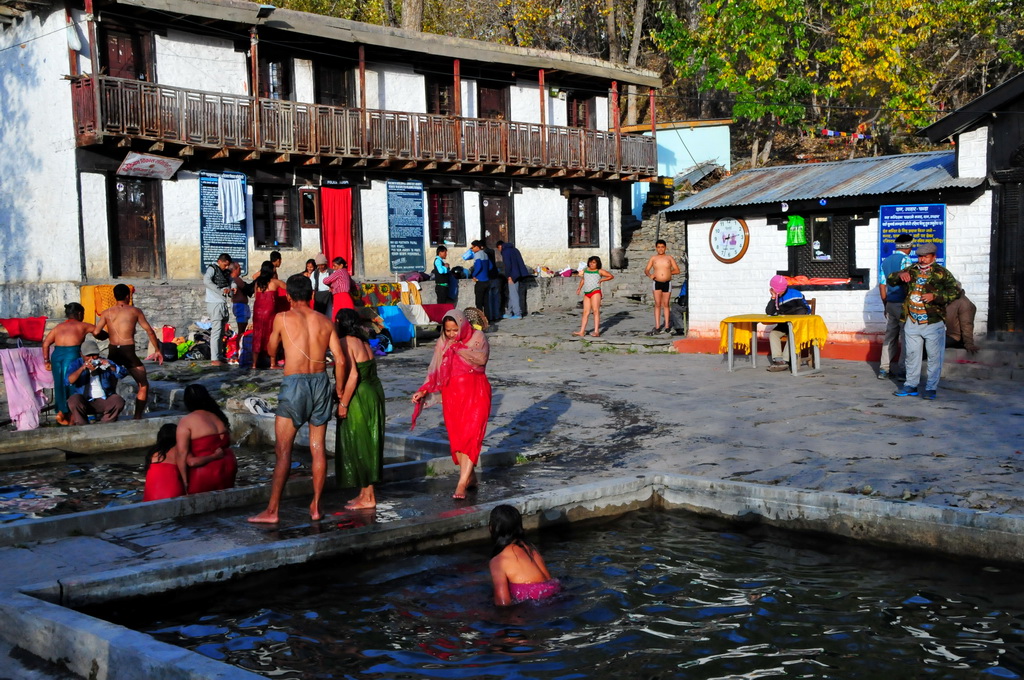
334;308;386;509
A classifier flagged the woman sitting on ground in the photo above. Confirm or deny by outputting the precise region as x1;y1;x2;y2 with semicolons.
176;384;237;494
142;422;226;501
488;505;560;606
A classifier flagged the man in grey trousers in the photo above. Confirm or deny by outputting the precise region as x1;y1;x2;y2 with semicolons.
203;253;233;366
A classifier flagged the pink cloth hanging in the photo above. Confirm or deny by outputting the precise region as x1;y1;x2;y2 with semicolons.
0;347;54;430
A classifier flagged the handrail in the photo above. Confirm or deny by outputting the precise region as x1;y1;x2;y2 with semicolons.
76;75;656;174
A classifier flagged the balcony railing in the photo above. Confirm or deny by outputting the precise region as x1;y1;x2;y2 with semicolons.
71;76;656;177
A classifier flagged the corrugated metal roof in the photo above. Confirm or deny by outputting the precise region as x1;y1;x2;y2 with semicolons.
664;151;985;215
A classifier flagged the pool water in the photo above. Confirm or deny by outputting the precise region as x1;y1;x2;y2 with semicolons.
93;509;1024;678
0;447;296;522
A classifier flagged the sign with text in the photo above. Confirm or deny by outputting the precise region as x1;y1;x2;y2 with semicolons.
199;171;249;275
386;180;426;272
117;152;183;180
879;204;946;271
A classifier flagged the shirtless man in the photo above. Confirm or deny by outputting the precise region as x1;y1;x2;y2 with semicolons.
643;239;681;335
92;284;163;419
249;274;345;524
42;302;96;424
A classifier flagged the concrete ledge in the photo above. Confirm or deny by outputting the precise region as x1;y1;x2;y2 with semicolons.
0;416;180;456
0;448;65;470
0;592;263;680
653;472;1024;563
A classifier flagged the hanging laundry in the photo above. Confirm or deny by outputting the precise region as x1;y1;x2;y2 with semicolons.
218;175;246;223
0;347;54;430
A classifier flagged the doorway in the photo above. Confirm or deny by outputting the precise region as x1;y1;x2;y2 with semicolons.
480;194;511;246
993;181;1024;335
111;177;164;278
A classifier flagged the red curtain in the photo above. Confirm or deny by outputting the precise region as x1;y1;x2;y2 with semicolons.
321;187;353;268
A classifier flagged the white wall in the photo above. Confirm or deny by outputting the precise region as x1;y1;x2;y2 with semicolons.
461;79;476;118
161;173;203;278
685;193;994;342
375;64;425;113
958;126;988;179
155;29;248;95
81;172;110;279
293;58;315;103
0;8;82;293
359;179;398;277
595;96;609;131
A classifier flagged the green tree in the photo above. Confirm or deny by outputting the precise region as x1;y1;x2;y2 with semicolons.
655;0;1024;131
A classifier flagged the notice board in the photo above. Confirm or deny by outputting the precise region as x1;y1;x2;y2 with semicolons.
386;180;426;273
879;204;946;271
199;171;249;275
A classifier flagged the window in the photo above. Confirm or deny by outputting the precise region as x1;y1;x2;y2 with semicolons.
567;95;594;129
253;186;296;248
568;195;598;247
781;213;868;288
478;85;509;120
428;189;464;246
427;76;455;116
258;55;292;100
298;187;320;229
316;63;351;108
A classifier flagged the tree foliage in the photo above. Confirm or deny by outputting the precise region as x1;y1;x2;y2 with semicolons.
655;0;1024;131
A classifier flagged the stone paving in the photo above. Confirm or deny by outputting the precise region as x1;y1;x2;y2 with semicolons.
2;298;1023;677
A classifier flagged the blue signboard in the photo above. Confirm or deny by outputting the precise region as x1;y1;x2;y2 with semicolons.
199;171;249;275
878;204;946;276
386;180;426;272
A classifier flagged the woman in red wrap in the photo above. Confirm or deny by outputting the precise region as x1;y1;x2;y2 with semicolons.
411;309;491;499
250;260;288;369
177;384;237;494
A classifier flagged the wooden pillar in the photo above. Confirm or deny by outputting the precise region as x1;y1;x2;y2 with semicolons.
611;81;622;171
84;0;99;76
453;58;461;160
538;69;546;165
250;27;261;149
359;45;367;156
649;87;657;173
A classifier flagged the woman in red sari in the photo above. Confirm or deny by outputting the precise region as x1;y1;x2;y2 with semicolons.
250;260;288;369
411;309;491;499
177;384;237;494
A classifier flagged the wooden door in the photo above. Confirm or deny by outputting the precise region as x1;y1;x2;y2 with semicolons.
112;178;163;278
103;29;152;80
480;194;510;245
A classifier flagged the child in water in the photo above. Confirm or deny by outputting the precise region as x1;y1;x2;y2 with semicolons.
573;256;614;337
489;504;560;606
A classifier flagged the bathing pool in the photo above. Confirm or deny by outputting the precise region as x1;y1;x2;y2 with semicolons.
91;508;1024;678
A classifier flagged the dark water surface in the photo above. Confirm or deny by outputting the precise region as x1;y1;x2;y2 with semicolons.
0;446;289;522
92;509;1024;678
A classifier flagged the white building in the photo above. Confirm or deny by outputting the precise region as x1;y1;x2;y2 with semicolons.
0;0;661;318
664;151;990;356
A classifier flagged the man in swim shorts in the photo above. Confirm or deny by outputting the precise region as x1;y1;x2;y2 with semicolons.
643;239;681;335
92;284;163;419
249;274;345;524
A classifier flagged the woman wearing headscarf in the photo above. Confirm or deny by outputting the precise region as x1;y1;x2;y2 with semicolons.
765;275;811;372
410;309;491;499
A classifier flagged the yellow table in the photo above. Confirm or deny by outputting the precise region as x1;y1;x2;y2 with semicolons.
719;314;829;376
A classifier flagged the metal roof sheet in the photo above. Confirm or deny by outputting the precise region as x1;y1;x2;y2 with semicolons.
664;151;985;215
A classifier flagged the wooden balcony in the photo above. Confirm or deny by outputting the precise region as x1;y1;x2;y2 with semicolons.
71;76;657;179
